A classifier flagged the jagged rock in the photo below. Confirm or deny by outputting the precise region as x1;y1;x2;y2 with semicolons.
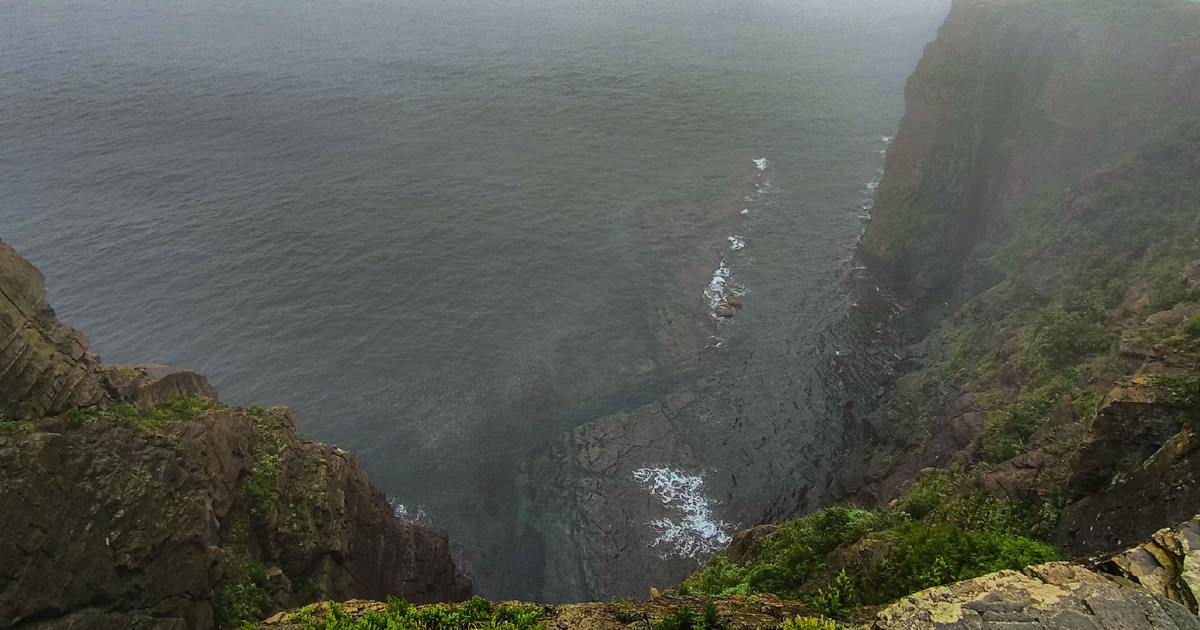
975;449;1048;501
1064;384;1183;500
870;562;1199;630
0;241;108;419
725;525;780;566
0;406;469;630
1096;516;1200;614
0;244;470;629
725;297;743;309
950;412;985;449
1056;427;1200;558
1182;261;1200;292
102;364;220;409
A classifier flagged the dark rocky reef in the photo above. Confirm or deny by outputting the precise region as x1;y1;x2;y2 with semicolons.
0;240;470;629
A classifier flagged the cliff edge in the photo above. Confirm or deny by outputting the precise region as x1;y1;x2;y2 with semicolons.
0;240;470;630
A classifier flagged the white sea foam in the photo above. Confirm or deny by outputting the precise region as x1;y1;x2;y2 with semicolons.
741;208;749;215
631;467;733;559
728;236;745;251
866;181;879;191
389;498;431;524
753;157;768;171
880;135;894;143
704;261;733;311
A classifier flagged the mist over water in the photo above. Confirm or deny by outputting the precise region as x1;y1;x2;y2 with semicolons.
1;0;950;599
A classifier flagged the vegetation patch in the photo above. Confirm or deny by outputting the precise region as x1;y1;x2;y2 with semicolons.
277;596;546;630
288;457;325;535
805;571;853;618
651;601;725;630
979;382;1071;463
64;394;219;431
685;508;900;599
245;405;288;517
216;552;274;630
778;617;839;630
1016;303;1111;379
867;524;1058;603
0;413;30;436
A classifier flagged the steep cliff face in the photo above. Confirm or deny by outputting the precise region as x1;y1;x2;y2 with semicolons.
0;240;470;629
0;243;108;418
825;0;1200;525
860;0;1200;303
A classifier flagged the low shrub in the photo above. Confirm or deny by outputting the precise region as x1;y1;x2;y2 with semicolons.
868;524;1058;603
779;617;840;630
1017;303;1111;378
215;554;273;630
0;413;29;436
688;508;899;598
282;596;545;630
1072;389;1106;421
805;570;853;618
63;394;218;432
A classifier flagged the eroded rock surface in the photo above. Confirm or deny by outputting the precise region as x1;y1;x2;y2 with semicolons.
871;563;1199;630
0;242;470;629
0;240;107;419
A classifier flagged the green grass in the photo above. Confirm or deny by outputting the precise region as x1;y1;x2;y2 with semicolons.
778;617;840;630
245;405;288;518
805;571;853;618
652;602;725;630
867;524;1058;604
1072;390;1106;421
117;366;141;379
979;381;1072;463
685;508;900;599
0;413;29;436
64;394;219;431
216;553;274;630
279;596;546;630
1016;303;1111;379
896;468;966;521
289;457;325;534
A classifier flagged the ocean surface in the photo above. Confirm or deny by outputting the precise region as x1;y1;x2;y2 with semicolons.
1;0;950;600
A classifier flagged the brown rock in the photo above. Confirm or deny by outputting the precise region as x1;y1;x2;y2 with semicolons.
0;406;470;629
0;240;108;419
103;364;220;409
871;562;1199;630
949;412;985;449
725;296;743;309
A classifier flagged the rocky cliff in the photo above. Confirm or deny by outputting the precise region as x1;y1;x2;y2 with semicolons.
827;0;1200;539
860;0;1200;306
0;240;470;630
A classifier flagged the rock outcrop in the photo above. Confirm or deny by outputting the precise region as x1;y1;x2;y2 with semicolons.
1097;516;1200;615
0;241;470;629
871;563;1199;630
0;240;108;419
859;0;1200;303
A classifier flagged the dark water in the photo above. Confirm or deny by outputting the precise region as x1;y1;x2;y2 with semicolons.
1;0;949;599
